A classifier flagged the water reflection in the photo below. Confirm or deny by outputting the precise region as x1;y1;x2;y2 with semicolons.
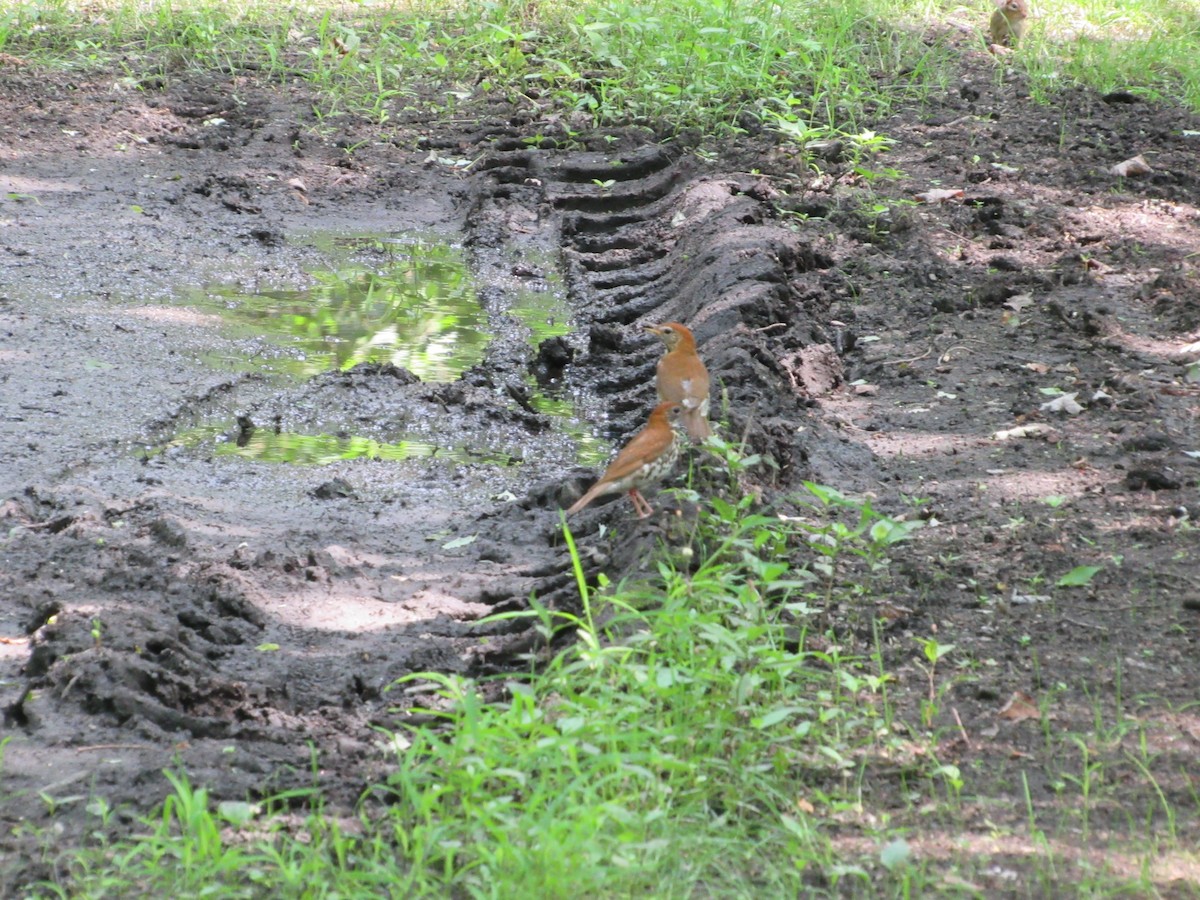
152;424;517;466
219;431;517;466
169;236;611;468
508;283;572;345
508;282;610;467
200;242;488;382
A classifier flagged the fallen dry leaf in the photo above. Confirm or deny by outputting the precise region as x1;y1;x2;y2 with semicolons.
992;423;1060;441
1110;154;1152;177
1023;362;1050;374
287;177;307;193
1004;293;1034;312
874;602;913;624
998;691;1040;722
853;383;879;396
1040;392;1084;415
914;188;965;204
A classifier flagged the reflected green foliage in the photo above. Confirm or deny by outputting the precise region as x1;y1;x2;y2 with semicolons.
526;390;610;468
218;430;517;466
177;236;612;467
507;282;572;346
507;278;611;467
149;424;517;466
205;241;489;382
144;423;226;458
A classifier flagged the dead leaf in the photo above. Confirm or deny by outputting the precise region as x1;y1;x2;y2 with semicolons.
875;602;912;623
997;691;1040;722
1023;362;1050;374
853;383;879;396
1003;293;1034;312
992;423;1059;441
287;177;307;193
914;188;965;204
1110;154;1152;177
1039;392;1083;415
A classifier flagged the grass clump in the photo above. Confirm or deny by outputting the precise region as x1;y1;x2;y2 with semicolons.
41;485;925;897
24;479;1195;897
4;0;1199;135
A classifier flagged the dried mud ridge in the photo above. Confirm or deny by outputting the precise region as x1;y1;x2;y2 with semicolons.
4;61;1200;888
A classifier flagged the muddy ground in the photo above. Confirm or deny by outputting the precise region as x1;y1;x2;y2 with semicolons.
2;35;1199;895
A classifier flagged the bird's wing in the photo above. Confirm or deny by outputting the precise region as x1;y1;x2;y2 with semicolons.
600;426;668;483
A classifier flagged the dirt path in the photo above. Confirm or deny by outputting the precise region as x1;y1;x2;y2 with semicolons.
2;53;1199;891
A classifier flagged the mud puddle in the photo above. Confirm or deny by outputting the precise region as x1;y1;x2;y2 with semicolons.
161;233;606;468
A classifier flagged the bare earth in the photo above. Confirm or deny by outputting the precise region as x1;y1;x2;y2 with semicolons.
1;42;1199;894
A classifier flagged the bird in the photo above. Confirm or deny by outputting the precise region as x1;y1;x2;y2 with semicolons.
566;401;684;519
989;0;1029;48
646;322;711;441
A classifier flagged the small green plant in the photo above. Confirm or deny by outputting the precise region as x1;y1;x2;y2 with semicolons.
1057;565;1102;587
915;636;954;728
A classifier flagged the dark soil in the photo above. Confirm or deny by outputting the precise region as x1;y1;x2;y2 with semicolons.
2;40;1199;895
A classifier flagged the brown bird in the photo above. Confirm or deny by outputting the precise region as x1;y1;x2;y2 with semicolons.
567;401;684;519
989;0;1029;48
646;322;711;441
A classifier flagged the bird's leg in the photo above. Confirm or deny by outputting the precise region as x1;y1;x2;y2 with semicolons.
629;489;654;519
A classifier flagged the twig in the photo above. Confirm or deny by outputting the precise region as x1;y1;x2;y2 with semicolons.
20;518;69;531
879;346;932;366
752;323;787;333
939;345;974;363
75;744;155;753
952;707;971;750
1063;616;1109;632
1061;603;1159;613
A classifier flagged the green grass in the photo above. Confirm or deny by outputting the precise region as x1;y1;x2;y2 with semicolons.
35;483;926;896
15;474;1196;896
2;0;1199;135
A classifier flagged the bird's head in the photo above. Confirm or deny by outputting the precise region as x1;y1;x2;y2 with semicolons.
650;400;685;425
645;322;694;351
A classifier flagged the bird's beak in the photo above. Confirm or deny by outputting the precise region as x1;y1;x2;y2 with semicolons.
644;324;660;335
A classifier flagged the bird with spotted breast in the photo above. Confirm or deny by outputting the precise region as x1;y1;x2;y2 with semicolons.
646;322;711;441
566;401;684;519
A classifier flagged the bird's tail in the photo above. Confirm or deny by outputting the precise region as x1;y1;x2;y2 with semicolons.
566;483;602;515
683;409;711;441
